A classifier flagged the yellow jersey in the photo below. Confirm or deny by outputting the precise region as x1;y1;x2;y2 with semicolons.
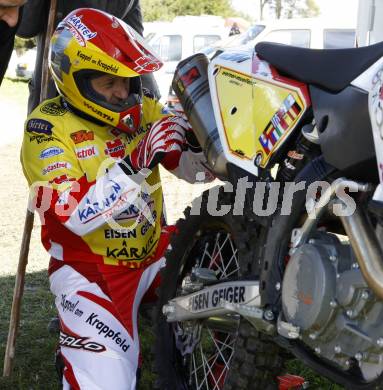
21;94;172;268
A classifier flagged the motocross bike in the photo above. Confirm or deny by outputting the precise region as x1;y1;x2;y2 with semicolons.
154;40;383;389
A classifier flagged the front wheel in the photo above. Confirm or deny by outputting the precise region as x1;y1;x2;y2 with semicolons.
154;186;285;390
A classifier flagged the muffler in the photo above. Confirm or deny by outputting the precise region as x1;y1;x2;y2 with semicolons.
172;53;228;177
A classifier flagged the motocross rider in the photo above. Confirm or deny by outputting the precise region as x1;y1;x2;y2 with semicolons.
21;8;212;389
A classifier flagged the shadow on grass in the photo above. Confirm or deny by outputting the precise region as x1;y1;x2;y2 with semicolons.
0;270;156;390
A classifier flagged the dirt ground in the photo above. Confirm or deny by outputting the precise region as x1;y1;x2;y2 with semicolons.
0;87;216;276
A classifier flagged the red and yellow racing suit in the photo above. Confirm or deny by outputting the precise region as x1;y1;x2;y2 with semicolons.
21;93;210;389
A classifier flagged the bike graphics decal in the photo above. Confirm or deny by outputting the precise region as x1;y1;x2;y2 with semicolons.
190;286;246;312
214;66;306;167
371;68;383;139
258;94;302;155
369;66;383;192
180;66;201;88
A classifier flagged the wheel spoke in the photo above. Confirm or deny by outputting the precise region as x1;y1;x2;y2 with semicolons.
173;221;244;389
208;233;226;275
199;344;211;389
227;237;240;272
222;266;240;279
201;240;225;276
200;344;220;389
205;233;240;279
207;328;234;370
220;248;239;278
212;233;230;274
192;352;200;388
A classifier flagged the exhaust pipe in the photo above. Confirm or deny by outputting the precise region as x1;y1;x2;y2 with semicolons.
172;53;228;177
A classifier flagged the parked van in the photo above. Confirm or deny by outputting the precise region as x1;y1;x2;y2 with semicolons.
167;17;356;110
356;0;383;46
203;17;356;57
147;15;227;99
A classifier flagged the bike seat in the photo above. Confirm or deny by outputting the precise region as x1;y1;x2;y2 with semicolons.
255;41;383;93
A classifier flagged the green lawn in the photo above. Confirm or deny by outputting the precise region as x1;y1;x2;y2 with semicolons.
0;270;344;390
0;271;156;390
0;271;58;389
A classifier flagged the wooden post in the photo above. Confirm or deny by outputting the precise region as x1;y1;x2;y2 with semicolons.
3;0;58;377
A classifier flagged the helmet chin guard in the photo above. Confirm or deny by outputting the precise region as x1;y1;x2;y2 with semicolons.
120;103;142;133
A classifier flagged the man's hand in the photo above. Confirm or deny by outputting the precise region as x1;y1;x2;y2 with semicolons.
124;116;190;173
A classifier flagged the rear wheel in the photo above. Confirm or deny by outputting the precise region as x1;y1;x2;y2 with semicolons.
154;186;285;389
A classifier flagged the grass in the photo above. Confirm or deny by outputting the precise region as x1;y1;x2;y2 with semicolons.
0;271;157;390
0;271;59;389
0;270;344;389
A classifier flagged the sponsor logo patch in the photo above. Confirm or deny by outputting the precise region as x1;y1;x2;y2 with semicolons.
85;313;130;353
42;161;71;175
106;230;158;261
75;145;99;159
104;139;125;159
77;181;123;223
27;119;53;135
49;174;75;185
60;294;79;313
96;59;118;74
70;130;94;144
29;135;54;144
39;146;64;159
64;13;97;47
104;229;137;239
83;101;114;122
60;331;106;352
109;128;122;137
40;102;67;116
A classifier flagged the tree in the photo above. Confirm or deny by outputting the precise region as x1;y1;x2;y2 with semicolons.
261;0;320;20
141;0;236;21
14;37;36;54
259;0;269;20
301;0;320;17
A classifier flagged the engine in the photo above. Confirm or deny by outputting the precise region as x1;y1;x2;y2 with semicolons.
282;232;383;381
